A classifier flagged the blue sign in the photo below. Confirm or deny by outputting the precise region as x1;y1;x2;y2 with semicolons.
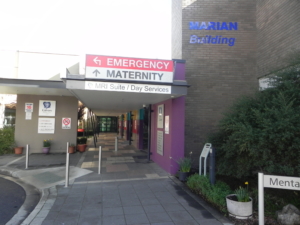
189;22;238;30
43;102;51;108
190;35;236;46
189;21;238;47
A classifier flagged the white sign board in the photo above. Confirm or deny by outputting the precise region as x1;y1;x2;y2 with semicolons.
157;104;164;128
39;100;56;116
157;130;164;156
85;81;171;94
25;112;32;120
201;143;211;158
85;55;174;83
38;118;55;133
263;174;300;191
25;103;33;112
62;117;71;129
165;115;169;134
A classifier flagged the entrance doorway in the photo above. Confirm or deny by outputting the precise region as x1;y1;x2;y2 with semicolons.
98;117;118;132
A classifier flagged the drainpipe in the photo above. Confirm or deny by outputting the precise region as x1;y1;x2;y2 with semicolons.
147;104;152;162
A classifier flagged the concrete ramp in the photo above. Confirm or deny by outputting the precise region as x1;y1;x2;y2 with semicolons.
11;166;92;189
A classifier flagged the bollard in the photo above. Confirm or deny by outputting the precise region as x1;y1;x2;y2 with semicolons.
98;146;102;174
65;142;70;188
115;136;118;151
25;144;29;169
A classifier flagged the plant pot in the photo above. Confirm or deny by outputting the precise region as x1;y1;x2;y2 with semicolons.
226;194;253;219
42;147;50;154
14;147;24;154
178;171;190;182
68;146;76;154
77;144;87;152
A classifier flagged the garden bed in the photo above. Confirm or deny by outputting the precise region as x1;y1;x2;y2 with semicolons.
181;173;283;225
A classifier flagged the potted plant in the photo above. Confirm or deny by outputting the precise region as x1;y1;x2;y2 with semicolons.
14;146;24;154
68;143;76;154
226;182;253;219
77;137;87;152
177;157;192;181
42;139;52;154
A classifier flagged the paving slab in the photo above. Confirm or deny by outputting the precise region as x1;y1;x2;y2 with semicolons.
0;133;233;225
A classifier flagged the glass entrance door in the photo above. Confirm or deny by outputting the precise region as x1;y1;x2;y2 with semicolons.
98;117;118;132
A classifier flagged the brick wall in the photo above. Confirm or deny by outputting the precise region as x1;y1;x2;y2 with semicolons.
257;0;300;77
182;0;258;159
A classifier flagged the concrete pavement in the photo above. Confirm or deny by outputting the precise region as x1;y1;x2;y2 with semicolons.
0;133;233;225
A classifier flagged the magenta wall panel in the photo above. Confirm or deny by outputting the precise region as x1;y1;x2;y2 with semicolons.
150;96;185;174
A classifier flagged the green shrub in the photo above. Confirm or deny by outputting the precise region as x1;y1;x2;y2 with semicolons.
187;174;232;213
77;137;87;144
177;157;192;172
0;126;15;155
234;186;250;202
208;54;300;178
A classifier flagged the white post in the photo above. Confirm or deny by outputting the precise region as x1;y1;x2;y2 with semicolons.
258;172;264;225
25;144;29;169
65;142;70;188
115;136;118;151
98;146;102;174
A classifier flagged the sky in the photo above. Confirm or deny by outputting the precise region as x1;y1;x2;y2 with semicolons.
0;0;172;59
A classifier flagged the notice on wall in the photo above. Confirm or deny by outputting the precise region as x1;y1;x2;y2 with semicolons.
25;103;33;112
39;100;56;116
165;115;169;134
25;112;32;120
157;104;164;128
38;118;55;133
62;117;71;129
157;130;164;156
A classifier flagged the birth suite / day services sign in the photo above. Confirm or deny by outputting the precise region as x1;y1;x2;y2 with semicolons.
85;55;174;83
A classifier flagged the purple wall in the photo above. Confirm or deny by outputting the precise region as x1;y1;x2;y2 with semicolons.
173;60;186;80
150;96;185;174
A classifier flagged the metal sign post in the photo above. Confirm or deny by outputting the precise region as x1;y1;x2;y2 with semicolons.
258;173;264;225
65;142;70;188
25;144;29;169
199;143;212;176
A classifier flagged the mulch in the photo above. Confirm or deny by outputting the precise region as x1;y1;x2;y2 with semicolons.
228;212;279;225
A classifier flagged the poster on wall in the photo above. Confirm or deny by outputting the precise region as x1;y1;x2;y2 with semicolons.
38;118;55;133
157;104;164;128
39;100;56;116
25;103;33;112
25;112;32;120
165;115;169;134
62;118;71;129
157;130;164;156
